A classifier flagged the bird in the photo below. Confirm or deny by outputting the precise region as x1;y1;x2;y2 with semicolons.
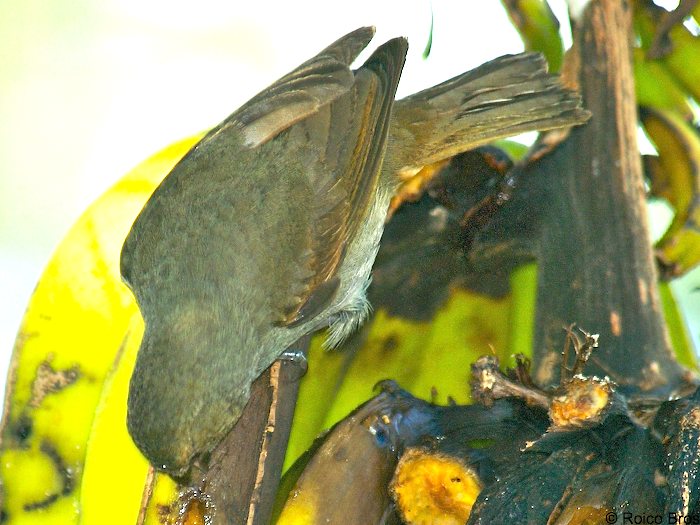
120;26;590;476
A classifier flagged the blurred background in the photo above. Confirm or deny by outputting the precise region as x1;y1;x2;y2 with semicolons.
0;0;696;392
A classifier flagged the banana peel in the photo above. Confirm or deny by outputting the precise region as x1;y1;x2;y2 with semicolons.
0;135;200;524
278;385;439;525
276;387;552;524
138;471;182;525
641;107;700;278
79;315;150;524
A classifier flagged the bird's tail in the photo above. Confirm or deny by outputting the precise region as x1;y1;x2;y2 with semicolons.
387;53;590;174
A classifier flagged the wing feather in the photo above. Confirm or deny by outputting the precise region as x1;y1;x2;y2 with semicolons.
278;37;408;325
210;26;377;148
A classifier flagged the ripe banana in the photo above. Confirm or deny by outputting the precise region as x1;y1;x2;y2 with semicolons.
0;136;200;524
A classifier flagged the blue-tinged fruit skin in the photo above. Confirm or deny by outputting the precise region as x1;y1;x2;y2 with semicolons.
275;383;440;524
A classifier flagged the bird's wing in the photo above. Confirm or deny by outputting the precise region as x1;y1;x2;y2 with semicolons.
275;36;408;326
120;30;408;474
121;26;374;293
209;26;377;148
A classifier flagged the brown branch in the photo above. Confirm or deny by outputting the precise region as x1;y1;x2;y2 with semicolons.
471;355;550;410
468;0;696;395
193;336;310;525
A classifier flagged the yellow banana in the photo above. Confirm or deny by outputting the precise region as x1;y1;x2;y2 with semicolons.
138;471;199;525
641;107;700;278
391;447;481;525
320;290;512;429
0;135;200;524
78;315;149;524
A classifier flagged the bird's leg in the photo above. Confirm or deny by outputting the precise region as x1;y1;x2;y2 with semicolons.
278;348;308;382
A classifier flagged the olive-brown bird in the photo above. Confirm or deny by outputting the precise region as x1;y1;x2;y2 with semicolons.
121;26;589;476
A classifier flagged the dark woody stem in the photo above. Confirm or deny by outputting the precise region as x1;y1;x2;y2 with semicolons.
187;336;310;525
526;0;689;395
471;355;550;410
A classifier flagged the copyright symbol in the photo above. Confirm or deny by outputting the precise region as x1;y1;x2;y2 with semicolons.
606;511;617;524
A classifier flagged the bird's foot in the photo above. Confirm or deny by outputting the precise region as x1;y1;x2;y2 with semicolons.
278;348;308;382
